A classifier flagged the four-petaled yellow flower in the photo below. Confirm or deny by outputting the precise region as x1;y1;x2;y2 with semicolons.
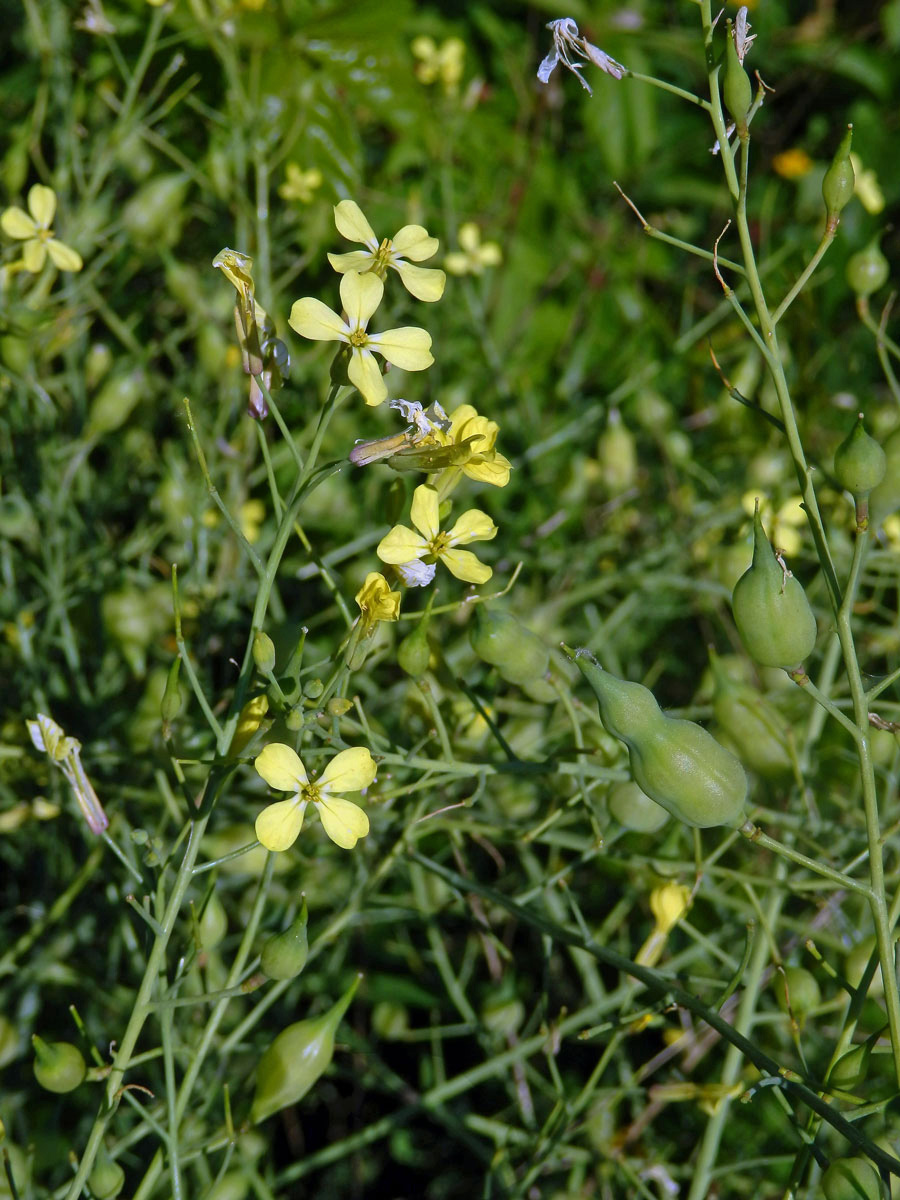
254;743;375;851
411;35;465;94
289;271;433;406
327;200;446;302
279;164;323;204
377;483;497;587
425;404;511;489
355;572;402;635
445;223;501;276
1;185;83;273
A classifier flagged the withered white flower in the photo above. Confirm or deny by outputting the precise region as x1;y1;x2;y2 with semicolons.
734;7;756;66
537;18;626;95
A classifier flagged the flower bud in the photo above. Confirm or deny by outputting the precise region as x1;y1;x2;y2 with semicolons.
731;504;817;670
303;677;324;700
250;974;360;1124
260;900;309;981
569;649;747;829
326;697;353;717
834;414;886;499
846;236;889;297
607;780;670;832
32;1035;86;1093
708;649;792;779
470;607;549;686
821;1158;880;1200
722;19;752;130
253;631;276;674
822;126;855;232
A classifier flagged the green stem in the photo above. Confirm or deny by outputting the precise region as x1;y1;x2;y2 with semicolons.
771;232;835;327
740;823;872;898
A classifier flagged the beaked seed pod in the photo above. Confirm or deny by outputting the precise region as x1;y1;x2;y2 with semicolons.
260;900;309;981
708;650;792;779
570;649;747;829
822;126;855;231
834;414;886;498
250;974;360;1124
32;1035;86;1093
470;606;549;686
821;1157;881;1200
722;19;752;129
731;505;817;670
846;237;889;297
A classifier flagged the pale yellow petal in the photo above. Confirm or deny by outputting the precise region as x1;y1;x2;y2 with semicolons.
256;797;306;852
393;262;446;302
440;549;492;584
28;184;56;229
1;206;37;239
318;746;377;793
289;297;348;341
316;796;369;849
478;242;502;267
340;269;383;327
448;508;497;545
444;252;470;276
334;199;377;248
327;250;374;275
464;457;511;487
254;742;308;791
347;347;387;405
367;327;433;371
22;239;46;273
46;238;83;272
410;484;440;540
448;404;478;436
391;225;439;261
377;524;428;565
458;223;480;253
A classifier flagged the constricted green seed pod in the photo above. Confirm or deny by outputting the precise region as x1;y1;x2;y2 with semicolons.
846;237;889;297
569;649;747;829
607;779;670;832
708;649;792;779
722;19;752;130
732;504;817;670
834;414;886;499
471;606;549;686
88;1149;126;1200
260;899;309;981
250;974;360;1124
821;1157;881;1200
32;1035;86;1093
822;125;855;232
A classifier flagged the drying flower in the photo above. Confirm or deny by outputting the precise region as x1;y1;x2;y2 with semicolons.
27;713;108;834
355;572;402;635
537;18;626;95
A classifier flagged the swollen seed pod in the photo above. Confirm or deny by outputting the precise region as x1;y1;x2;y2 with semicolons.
822;126;855;232
869;426;900;529
731;505;817;670
821;1158;881;1200
252;631;276;674
250;974;360;1124
722;19;752;130
846;237;889;297
260;900;309;981
776;966;820;1025
397;595;434;678
608;780;670;832
32;1035;86;1093
88;1150;126;1200
834;414;886;499
829;1042;870;1091
471;606;549;686
708;650;792;779
569;649;748;829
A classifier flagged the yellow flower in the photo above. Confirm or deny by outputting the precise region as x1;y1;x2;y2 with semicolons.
239;499;265;544
411;35;465;94
278;163;323;204
635;882;691;967
850;153;885;215
445;223;501;276
289;271;433;406
1;185;83;273
424;403;511;489
253;743;375;851
771;149;813;181
355;572;402;635
327;200;446;302
377;483;497;586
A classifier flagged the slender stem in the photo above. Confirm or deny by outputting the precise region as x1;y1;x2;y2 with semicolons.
740;823;872;898
625;70;711;110
771;232;835;327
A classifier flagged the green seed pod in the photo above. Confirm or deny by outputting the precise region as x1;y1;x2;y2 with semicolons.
86;370;145;438
834;414;886;498
205;1172;250;1200
88;1149;125;1200
869;426;900;529
821;1157;881;1200
260;900;309;982
822;126;855;232
732;505;817;670
608;779;670;832
829;1042;870;1091
776;965;820;1022
845;936;883;996
198;891;228;949
597;410;637;495
471;607;549;686
397;594;434;678
161;657;183;729
253;631;276;674
32;1035;86;1093
846;237;889;298
722;19;752;129
250;974;360;1124
569;649;748;829
121;173;189;246
708;649;792;779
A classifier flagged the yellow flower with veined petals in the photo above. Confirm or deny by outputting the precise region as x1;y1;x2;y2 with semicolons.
279;164;323;204
427;403;511;488
289;271;433;406
411;35;465;94
445;223;501;276
355;572;401;635
327;200;446;302
377;483;497;587
254;743;375;851
1;185;83;273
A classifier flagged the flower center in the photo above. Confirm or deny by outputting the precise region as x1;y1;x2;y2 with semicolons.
301;782;323;806
348;328;369;348
372;238;393;273
430;531;451;558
